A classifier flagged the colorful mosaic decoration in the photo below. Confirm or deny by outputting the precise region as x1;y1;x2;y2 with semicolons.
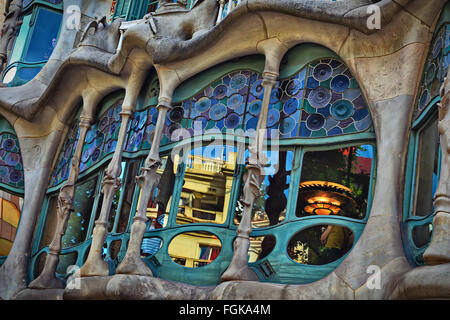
415;24;450;119
0;133;24;190
49;122;79;187
79;99;122;173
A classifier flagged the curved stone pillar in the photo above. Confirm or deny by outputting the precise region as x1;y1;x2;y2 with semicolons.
28;90;99;289
79;70;147;277
116;66;179;275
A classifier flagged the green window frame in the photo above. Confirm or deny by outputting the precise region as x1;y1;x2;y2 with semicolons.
2;1;63;87
403;101;440;266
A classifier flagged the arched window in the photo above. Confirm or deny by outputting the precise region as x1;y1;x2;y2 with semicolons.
403;4;450;266
30;45;375;286
2;0;63;86
0;116;25;264
135;45;375;286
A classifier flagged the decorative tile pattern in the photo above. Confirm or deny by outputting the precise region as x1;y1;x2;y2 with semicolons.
0;133;25;190
79;99;122;173
299;59;371;137
49;122;79;187
415;24;450;119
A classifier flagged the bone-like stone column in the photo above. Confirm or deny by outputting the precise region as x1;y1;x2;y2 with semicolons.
423;71;450;265
79;75;145;277
29;110;93;289
115;98;172;276
221;39;287;282
221;72;276;281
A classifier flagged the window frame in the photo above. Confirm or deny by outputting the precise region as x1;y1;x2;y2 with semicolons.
402;99;440;266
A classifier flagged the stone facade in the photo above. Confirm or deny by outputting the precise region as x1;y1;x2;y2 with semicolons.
0;0;449;300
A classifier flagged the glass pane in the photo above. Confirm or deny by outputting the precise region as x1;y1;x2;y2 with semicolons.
108;162;126;232
168;231;221;268
412;223;433;248
38;196;58;251
33;252;47;279
414;115;439;216
24;8;62;62
248;235;276;263
176;145;237;225
116;161;140;233
2;67;17;84
16;67;41;81
234;150;293;228
0;191;23;256
141;156;174;230
109;239;122;260
56;251;77;274
296;145;374;220
141;237;163;257
62;177;98;248
8;14;31;65
287;225;354;265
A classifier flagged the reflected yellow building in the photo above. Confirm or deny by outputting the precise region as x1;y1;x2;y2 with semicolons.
141;152;235;267
0;191;22;256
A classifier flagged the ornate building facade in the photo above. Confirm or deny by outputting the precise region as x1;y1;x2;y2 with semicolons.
0;0;449;300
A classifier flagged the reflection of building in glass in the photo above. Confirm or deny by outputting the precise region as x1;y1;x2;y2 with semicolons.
168;231;221;268
0;191;22;256
176;152;236;225
0;0;448;302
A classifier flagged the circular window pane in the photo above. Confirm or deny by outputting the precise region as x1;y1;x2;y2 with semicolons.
168;231;221;268
141;237;163;257
287;225;354;265
412;223;433;248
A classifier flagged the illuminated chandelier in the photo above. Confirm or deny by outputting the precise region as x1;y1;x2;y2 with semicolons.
299;180;355;216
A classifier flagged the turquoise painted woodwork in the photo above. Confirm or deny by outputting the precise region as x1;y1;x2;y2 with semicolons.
403;105;440;266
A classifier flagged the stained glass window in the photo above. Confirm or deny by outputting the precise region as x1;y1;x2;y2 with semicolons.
415;24;450;119
49;122;79;187
80;99;122;173
0;131;25;191
157;58;371;145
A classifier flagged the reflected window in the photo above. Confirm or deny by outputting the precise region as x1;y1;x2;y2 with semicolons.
176;145;237;225
287;225;354;265
0;191;23;256
62;177;98;248
168;231;221;268
24;8;61;62
297;145;374;220
142;156;175;230
414;114;440;217
116;161;140;233
141;237;163;257
235;150;293;228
